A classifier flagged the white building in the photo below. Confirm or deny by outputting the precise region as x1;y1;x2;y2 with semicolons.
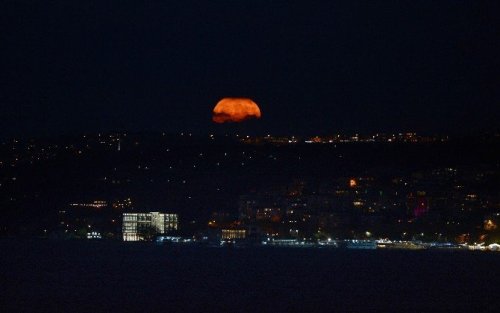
122;212;178;241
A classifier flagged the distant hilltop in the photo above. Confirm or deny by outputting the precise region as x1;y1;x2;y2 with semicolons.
4;131;500;145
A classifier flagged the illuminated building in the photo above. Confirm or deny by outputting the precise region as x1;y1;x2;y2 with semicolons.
86;231;102;239
353;200;364;208
221;229;246;240
122;212;178;241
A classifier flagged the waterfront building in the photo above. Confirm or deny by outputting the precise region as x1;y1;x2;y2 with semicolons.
122;212;178;241
221;229;246;240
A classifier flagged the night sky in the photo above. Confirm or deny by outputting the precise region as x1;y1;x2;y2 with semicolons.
2;0;499;137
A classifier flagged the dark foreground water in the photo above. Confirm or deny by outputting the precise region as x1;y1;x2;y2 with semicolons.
1;240;499;313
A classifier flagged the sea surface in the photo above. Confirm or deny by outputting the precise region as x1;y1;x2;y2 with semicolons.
1;240;499;313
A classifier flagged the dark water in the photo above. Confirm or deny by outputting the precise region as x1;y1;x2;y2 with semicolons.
1;240;499;313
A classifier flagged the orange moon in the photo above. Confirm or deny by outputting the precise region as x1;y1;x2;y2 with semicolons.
212;98;262;123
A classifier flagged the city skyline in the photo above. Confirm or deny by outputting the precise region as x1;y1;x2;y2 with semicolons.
1;131;499;244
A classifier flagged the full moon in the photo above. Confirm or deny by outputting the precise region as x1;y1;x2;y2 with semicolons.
212;98;262;123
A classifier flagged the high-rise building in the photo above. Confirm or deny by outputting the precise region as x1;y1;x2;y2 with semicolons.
122;212;178;241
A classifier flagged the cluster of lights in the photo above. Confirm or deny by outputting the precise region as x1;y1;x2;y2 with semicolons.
70;200;107;208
